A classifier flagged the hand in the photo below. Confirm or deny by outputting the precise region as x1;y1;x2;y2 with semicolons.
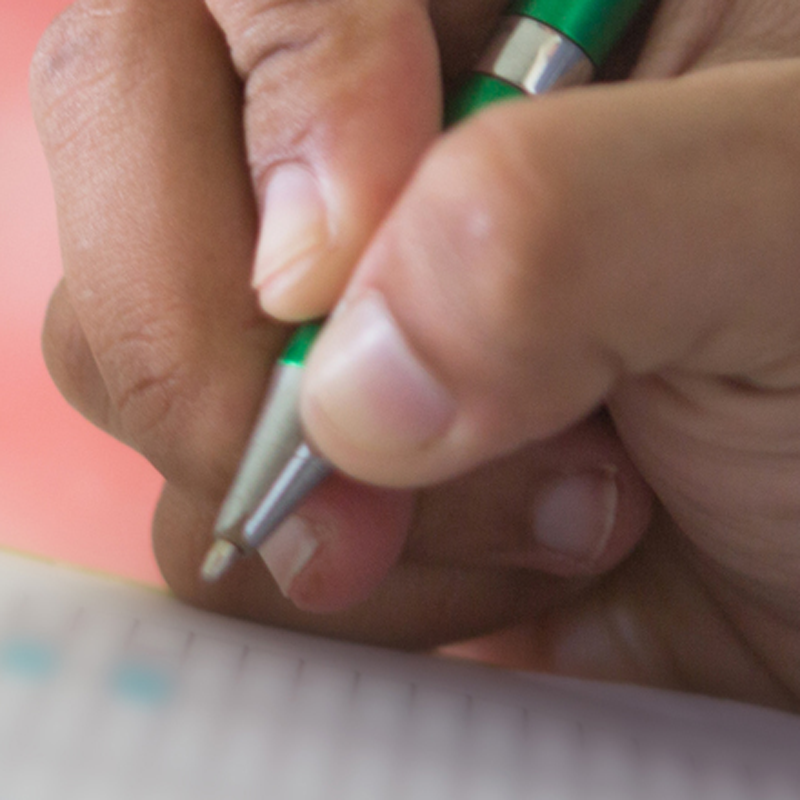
32;0;800;712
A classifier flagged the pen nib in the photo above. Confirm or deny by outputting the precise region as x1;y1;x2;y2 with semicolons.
201;540;241;583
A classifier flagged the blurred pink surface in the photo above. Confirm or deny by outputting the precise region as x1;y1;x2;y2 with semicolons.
0;1;163;584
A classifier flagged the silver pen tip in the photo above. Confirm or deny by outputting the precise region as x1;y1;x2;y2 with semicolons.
200;540;241;583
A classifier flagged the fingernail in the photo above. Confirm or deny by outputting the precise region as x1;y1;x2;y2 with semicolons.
307;292;455;454
252;165;328;304
259;515;319;598
530;467;618;563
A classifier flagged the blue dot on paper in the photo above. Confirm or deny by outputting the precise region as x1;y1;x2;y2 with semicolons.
0;638;58;679
112;663;173;705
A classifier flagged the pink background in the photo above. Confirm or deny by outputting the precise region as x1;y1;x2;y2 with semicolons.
0;1;163;584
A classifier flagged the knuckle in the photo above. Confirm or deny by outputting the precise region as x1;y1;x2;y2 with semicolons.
208;0;375;79
112;350;185;448
205;0;339;184
207;0;413;185
30;0;130;147
31;3;97;92
94;313;193;466
209;0;327;77
42;284;112;429
30;0;194;152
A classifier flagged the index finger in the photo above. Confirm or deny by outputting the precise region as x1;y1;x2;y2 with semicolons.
31;0;282;491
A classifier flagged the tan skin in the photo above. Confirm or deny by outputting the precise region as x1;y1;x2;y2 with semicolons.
30;0;800;711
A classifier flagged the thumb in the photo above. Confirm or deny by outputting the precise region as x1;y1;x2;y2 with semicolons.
205;0;441;320
301;61;800;487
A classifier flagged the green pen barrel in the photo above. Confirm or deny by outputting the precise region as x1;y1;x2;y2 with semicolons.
279;322;322;367
444;74;524;127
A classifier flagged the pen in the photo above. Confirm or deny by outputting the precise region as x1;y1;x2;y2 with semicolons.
201;0;645;582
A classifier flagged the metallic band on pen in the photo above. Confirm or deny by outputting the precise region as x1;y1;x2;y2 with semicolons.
476;16;594;95
244;444;331;551
212;362;306;551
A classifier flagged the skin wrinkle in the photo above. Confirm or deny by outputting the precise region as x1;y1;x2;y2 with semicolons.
637;0;731;75
577;525;795;707
681;541;800;708
237;5;430;191
33;0;178;122
713;0;800;61
30;1;120;87
111;355;186;443
211;0;385;78
697;519;800;625
607;405;800;704
30;65;120;159
622;382;797;544
86;292;191;413
237;28;324;82
608;379;800;705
